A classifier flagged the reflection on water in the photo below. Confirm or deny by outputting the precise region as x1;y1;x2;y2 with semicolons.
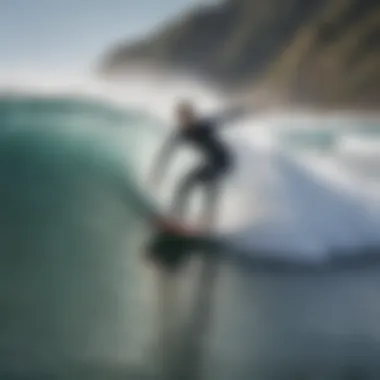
206;263;380;380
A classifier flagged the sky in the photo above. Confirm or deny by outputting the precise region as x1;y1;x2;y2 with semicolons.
0;0;207;76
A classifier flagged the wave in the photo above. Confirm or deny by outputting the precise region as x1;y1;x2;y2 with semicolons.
0;93;380;268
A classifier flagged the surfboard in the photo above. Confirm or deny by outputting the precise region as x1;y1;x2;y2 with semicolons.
152;215;201;237
146;215;217;270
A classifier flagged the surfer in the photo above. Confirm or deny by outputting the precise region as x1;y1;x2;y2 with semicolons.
149;99;250;232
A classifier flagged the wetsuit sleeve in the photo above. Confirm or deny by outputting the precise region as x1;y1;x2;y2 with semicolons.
150;133;180;182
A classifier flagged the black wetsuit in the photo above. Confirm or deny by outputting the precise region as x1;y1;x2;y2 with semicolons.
178;119;232;182
155;106;247;221
155;117;234;221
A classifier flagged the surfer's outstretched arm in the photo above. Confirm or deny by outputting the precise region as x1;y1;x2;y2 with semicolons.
210;95;270;127
211;104;251;126
209;100;264;128
149;133;179;187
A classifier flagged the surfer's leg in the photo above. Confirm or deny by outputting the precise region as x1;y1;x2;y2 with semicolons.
171;168;202;218
192;179;218;231
198;166;222;230
203;179;219;229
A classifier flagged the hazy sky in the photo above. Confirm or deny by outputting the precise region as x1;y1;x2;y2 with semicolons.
0;0;204;74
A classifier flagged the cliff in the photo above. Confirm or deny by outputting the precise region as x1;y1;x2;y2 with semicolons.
99;0;380;108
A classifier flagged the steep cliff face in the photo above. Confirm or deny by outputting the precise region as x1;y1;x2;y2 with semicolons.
261;0;380;107
99;0;380;108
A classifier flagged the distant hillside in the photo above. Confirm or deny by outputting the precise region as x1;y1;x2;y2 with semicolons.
99;0;380;109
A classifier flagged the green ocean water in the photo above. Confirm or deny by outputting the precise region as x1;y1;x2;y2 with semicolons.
0;95;160;377
1;95;380;380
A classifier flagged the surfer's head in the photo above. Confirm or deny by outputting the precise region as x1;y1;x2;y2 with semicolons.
175;100;197;128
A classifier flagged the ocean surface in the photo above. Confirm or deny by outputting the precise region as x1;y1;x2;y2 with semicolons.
1;94;380;379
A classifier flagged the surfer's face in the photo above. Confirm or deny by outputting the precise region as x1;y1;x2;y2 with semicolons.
176;103;196;128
